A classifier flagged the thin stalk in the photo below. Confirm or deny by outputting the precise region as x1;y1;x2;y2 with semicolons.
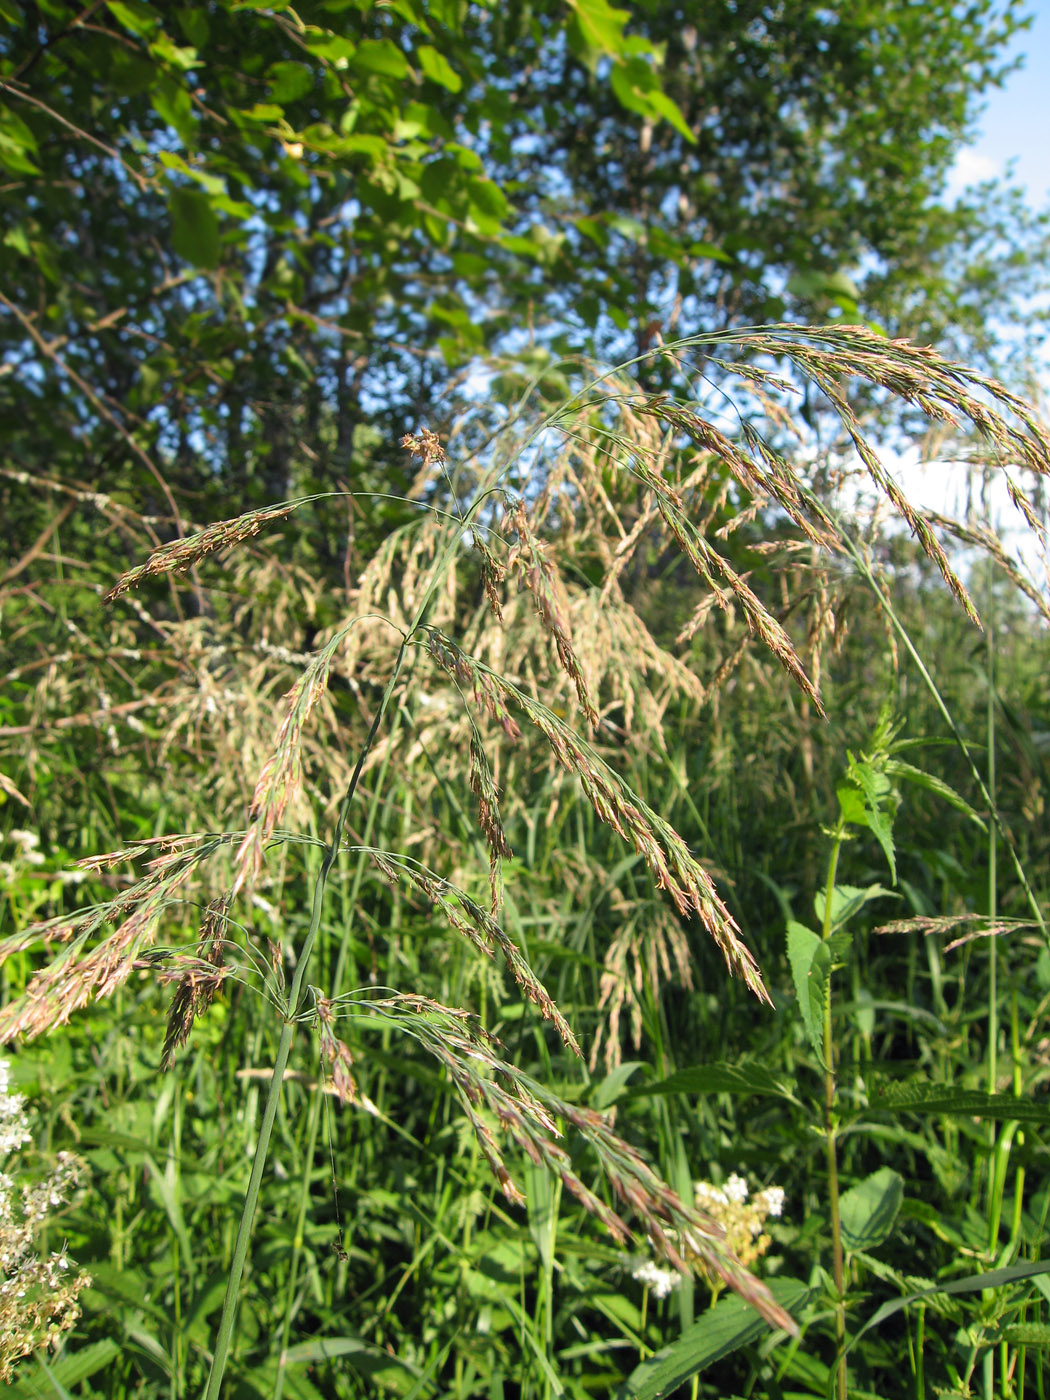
984;557;999;1400
203;643;410;1400
821;824;847;1400
271;1081;323;1400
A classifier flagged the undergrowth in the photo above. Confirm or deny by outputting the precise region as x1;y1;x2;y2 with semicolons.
1;326;1049;1398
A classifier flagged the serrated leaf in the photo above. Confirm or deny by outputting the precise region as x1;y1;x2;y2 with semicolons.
786;920;829;1067
617;1278;813;1399
868;1080;1050;1124
885;759;986;828
846;1260;1050;1361
625;1062;797;1101
1000;1322;1050;1346
839;1168;903;1253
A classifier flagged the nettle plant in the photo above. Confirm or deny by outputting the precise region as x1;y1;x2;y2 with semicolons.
2;326;1048;1392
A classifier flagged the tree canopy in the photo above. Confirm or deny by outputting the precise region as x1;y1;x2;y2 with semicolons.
1;0;1046;517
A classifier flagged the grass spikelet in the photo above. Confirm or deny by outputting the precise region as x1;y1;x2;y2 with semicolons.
364;849;579;1054
508;500;600;728
231;624;356;898
591;902;694;1071
313;991;359;1104
423;630;769;1003
0;836;224;1043
160;892;232;1069
103;503;297;603
471;529;506;622
467;728;512;912
325;991;794;1332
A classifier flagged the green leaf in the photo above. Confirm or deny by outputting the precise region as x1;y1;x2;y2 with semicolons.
625;1062;797;1101
617;1278;813;1399
417;45;462;92
168;187;221;268
814;883;895;932
836;785;867;825
838;1168;903;1253
845;1261;1050;1361
268;61;314;103
786;920;829;1067
885;758;987;828
568;0;632;57
7;1341;120;1399
593;1059;646;1107
1000;1322;1050;1347
105;0;160;36
354;38;409;79
646;89;696;144
868;1079;1050;1124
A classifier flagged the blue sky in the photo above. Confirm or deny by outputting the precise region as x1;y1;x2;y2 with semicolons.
948;1;1050;202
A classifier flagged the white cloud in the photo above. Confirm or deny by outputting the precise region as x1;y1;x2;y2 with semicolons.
945;148;1001;199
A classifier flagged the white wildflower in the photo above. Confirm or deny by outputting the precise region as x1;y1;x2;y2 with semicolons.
7;831;44;866
724;1173;749;1203
694;1179;728;1207
629;1257;681;1299
756;1185;785;1218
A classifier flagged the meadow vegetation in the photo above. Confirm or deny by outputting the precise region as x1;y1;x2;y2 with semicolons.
3;2;1050;1397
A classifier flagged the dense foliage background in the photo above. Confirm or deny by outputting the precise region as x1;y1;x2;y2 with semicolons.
2;1;1050;1397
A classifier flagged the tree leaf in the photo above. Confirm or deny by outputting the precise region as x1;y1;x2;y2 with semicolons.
169;187;220;269
418;45;462;92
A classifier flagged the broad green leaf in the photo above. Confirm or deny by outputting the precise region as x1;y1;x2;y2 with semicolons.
836;784;867;825
151;74;197;146
268;60;314;103
847;756;897;880
646;88;696;144
354;38;409;79
105;0;159;36
169;187;220;268
625;1062;797;1101
568;0;632;57
814;883;894;932
786;920;829;1067
885;758;987;827
617;1278;813;1400
418;45;462;92
593;1059;646;1107
838;1168;903;1253
868;1079;1050;1124
1000;1322;1050;1346
689;240;733;262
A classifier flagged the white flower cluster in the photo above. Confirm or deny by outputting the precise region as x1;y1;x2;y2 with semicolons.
0;1060;89;1381
628;1256;681;1300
